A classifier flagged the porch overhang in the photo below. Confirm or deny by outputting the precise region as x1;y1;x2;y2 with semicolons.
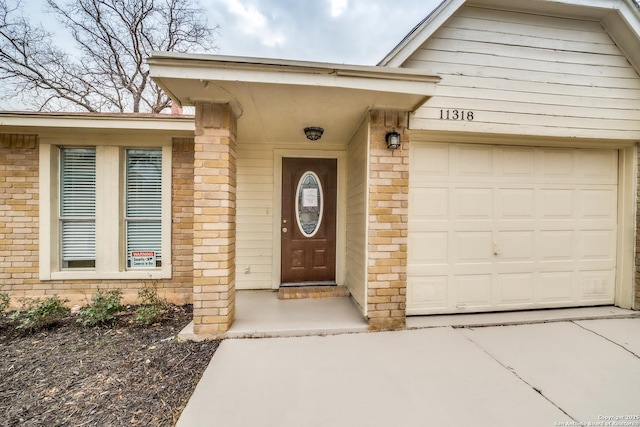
148;53;440;144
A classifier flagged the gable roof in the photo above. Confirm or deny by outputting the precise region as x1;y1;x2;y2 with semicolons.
379;0;640;74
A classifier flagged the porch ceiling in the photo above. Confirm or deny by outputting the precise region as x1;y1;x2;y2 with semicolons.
148;53;440;144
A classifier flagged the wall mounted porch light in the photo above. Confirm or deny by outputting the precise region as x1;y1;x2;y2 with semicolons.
385;129;401;149
304;127;324;141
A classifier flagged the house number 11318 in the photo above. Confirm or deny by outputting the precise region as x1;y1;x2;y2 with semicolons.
440;110;474;121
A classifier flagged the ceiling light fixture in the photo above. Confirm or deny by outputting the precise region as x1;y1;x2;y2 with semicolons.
304;127;324;141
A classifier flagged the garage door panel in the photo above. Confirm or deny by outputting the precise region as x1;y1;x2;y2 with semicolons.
579;150;618;183
455;188;493;219
537;272;574;303
580;189;617;219
408;277;448;309
497;231;535;261
408;142;617;315
579;270;615;301
541;149;575;178
410;143;449;180
540;189;576;218
499;188;536;219
580;230;616;260
409;232;448;264
457;145;493;177
497;147;536;178
455;232;493;263
456;274;493;307
540;230;575;260
497;273;534;305
409;187;449;219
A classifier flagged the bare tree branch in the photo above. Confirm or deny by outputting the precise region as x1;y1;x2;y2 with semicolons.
0;0;218;112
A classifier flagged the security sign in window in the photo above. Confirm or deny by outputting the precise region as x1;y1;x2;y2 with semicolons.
131;251;156;268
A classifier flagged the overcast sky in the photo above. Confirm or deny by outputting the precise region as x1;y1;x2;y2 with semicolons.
207;0;442;65
2;0;441;110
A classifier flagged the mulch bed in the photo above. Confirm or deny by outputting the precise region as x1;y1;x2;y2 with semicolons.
0;305;220;427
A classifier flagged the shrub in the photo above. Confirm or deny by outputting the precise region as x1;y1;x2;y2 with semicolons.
135;284;168;325
0;292;9;315
10;295;69;331
77;288;124;326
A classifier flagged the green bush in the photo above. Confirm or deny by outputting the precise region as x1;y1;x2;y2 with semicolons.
135;285;168;325
0;292;9;315
77;288;124;326
10;295;69;331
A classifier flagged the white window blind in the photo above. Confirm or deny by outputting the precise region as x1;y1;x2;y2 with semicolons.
60;147;96;268
126;149;162;267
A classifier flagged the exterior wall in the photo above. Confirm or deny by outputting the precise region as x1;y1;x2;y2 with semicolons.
406;6;640;140
345;119;368;311
0;133;194;306
366;110;409;330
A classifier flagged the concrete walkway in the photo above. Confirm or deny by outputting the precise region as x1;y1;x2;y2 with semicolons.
177;316;640;427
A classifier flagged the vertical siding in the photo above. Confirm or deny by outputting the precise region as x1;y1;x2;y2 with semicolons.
345;120;368;310
407;6;640;139
235;143;275;289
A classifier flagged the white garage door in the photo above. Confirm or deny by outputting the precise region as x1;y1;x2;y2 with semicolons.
407;143;618;315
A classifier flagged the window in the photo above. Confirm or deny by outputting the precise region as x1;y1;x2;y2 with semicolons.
126;149;162;268
60;147;96;268
40;141;171;280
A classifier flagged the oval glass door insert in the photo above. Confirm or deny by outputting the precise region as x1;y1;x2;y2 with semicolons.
295;171;323;237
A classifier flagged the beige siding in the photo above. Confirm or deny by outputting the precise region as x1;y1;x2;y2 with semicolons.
407;6;640;139
236;144;275;289
345;120;368;311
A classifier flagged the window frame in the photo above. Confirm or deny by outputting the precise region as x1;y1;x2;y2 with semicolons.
39;137;172;280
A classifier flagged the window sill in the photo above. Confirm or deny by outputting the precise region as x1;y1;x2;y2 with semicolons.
47;267;171;281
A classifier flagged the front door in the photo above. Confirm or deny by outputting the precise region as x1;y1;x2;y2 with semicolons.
281;157;337;284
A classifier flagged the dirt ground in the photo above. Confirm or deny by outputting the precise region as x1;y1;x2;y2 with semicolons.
0;305;219;427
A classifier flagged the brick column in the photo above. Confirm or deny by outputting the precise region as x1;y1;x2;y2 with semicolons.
192;103;237;337
367;110;409;330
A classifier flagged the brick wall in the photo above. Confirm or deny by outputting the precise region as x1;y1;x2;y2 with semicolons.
0;134;195;307
170;138;195;303
0;134;40;298
366;110;409;330
192;103;237;337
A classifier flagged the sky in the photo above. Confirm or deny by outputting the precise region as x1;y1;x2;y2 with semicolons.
206;0;443;65
1;0;441;110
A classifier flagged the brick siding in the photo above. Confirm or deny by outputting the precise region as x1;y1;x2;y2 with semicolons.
0;134;40;299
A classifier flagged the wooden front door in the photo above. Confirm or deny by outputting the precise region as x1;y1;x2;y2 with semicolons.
281;158;337;284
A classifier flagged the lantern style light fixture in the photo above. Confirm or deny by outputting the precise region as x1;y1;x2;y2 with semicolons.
304;127;324;141
385;129;401;149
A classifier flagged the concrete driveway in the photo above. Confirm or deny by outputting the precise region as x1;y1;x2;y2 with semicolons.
177;318;640;427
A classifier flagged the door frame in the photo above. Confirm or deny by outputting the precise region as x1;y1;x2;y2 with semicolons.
272;149;347;289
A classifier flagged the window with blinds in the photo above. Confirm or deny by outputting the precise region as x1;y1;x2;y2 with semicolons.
60;147;96;268
126;149;162;268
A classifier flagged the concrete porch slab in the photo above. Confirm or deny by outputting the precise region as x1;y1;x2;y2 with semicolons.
407;306;638;329
178;290;368;340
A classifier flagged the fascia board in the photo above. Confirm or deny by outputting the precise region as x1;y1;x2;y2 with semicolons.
0;112;195;132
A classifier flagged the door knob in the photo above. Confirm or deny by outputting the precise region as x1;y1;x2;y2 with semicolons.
282;227;288;233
